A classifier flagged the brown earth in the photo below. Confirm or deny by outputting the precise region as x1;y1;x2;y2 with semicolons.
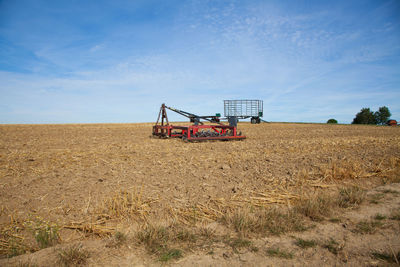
0;122;399;266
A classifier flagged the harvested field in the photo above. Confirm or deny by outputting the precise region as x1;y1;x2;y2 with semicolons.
1;122;399;265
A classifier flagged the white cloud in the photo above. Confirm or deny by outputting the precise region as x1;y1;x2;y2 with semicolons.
89;44;105;52
1;0;399;123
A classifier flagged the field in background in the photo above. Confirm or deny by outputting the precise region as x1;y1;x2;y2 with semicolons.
0;122;399;265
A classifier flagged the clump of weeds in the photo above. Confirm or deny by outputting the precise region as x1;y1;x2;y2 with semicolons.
381;189;399;195
221;207;307;237
57;243;90;267
135;223;191;262
353;220;383;234
294;193;334;221
136;224;170;253
266;247;294;259
372;250;400;264
322;238;343;255
373;213;386;221
106;231;128;248
197;225;216;240
3;237;29;258
329;218;341;223
338;186;365;208
389;208;400;221
294;237;317;249
224;236;253;253
25;218;60;249
159;248;183;262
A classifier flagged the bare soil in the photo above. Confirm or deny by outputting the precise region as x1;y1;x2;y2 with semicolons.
0;122;399;266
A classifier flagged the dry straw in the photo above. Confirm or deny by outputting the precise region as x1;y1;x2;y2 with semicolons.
63;187;158;236
63;221;115;236
98;187;158;220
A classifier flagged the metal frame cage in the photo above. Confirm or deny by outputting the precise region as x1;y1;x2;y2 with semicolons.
224;100;263;118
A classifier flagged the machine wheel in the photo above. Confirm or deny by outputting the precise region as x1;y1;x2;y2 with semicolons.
256;118;261;124
251;118;257;124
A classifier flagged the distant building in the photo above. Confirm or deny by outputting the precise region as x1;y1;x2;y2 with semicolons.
387;120;397;126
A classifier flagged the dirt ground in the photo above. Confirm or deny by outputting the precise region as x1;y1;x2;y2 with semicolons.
0;122;399;266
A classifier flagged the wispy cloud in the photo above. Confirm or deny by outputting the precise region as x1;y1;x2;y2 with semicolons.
0;0;399;123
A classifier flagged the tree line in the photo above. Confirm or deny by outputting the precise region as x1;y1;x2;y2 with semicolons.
352;106;391;125
326;106;392;125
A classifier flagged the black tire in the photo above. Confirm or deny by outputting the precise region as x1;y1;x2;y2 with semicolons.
251;118;256;124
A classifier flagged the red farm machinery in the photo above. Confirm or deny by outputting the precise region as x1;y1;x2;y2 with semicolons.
152;103;247;142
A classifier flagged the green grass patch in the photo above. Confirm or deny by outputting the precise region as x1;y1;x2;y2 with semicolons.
106;231;128;248
373;213;386;220
136;224;169;253
175;228;197;242
225;237;252;252
159;248;183;262
381;189;399;195
266;247;293;259
353;220;382;234
114;231;127;243
25;218;60;249
5;238;28;258
322;238;342;255
372;250;400;264
294;238;317;249
221;207;307;236
389;208;400;221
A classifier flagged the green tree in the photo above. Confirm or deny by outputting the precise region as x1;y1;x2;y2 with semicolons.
352;108;377;124
374;106;391;125
327;119;338;124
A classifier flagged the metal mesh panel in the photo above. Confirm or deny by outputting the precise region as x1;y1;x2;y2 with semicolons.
224;100;263;117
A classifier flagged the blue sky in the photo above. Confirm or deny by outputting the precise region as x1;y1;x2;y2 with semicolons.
1;0;399;124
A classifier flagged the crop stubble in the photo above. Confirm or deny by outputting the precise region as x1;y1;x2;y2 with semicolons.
0;122;399;255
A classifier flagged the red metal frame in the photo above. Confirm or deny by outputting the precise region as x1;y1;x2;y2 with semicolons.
152;104;246;142
152;124;246;141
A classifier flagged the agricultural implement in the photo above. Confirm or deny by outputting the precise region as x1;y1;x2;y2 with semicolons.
152;104;246;142
224;99;265;124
